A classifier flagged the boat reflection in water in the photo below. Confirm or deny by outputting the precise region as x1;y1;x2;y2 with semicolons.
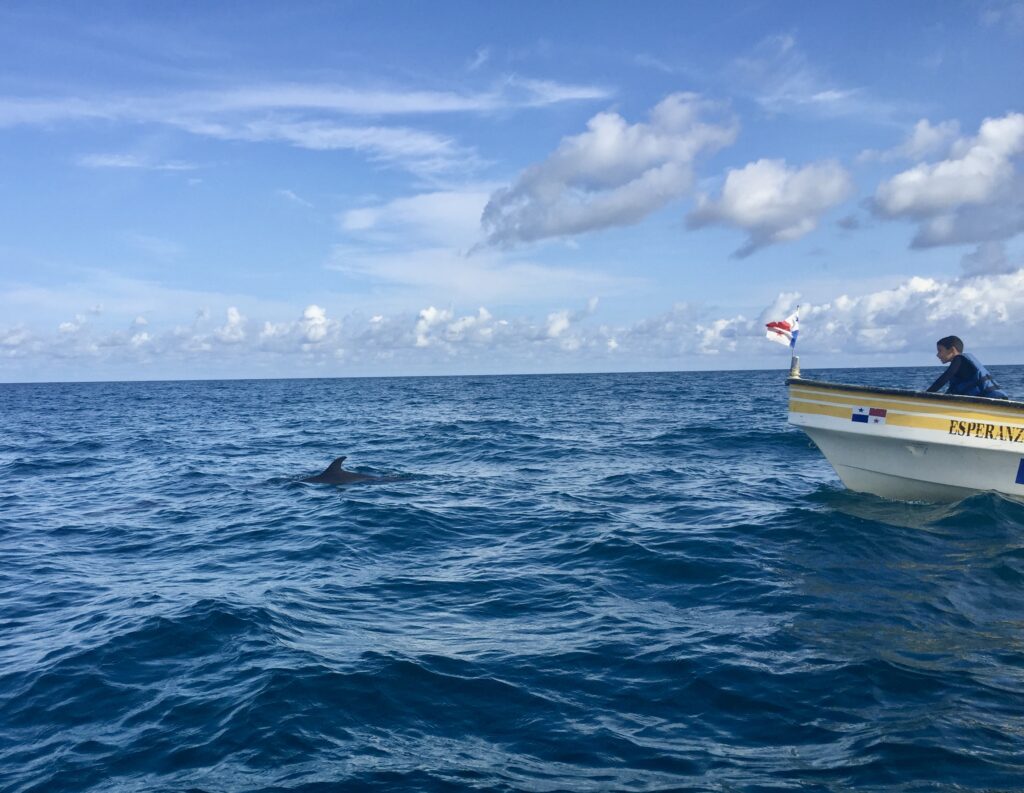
787;364;1024;502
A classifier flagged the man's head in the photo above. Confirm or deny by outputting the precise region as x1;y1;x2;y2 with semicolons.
936;335;963;363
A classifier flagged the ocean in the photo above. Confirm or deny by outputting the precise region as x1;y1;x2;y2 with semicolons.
2;367;1023;792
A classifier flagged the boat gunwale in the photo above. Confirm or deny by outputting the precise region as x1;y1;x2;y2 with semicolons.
787;377;1024;411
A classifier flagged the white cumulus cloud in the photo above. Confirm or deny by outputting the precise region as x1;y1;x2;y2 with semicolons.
857;119;961;163
480;93;738;247
546;310;571;338
687;158;853;257
1;326;33;355
255;305;337;350
765;270;1024;355
300;305;329;342
4;265;1024;378
447;307;493;339
215;306;246;343
58;315;86;334
872;112;1024;248
414;306;453;347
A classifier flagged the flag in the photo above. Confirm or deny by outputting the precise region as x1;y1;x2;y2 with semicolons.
765;308;799;348
851;407;887;424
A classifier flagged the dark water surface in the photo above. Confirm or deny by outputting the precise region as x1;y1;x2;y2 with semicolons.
2;367;1024;792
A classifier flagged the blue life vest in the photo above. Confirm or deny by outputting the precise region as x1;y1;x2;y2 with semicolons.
949;352;1008;399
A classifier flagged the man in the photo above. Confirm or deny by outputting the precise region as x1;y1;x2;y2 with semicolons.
927;336;1008;399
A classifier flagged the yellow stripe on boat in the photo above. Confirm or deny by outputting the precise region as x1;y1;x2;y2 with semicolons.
789;399;960;432
789;384;1024;423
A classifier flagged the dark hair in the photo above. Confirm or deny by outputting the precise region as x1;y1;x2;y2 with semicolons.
937;335;963;352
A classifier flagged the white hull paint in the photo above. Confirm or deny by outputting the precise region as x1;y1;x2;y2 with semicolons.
788;378;1024;502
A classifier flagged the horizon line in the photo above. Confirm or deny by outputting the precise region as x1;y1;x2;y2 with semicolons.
2;360;1011;387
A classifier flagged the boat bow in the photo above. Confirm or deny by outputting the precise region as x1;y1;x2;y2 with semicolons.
787;378;1024;501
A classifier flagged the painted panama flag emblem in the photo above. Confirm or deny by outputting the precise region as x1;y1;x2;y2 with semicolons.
851;406;887;424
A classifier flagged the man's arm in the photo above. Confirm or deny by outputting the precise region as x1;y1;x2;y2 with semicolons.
927;356;963;392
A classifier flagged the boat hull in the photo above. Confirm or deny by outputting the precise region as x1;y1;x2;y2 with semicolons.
788;378;1024;502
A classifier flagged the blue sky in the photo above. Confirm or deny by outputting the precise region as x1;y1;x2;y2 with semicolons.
1;0;1022;382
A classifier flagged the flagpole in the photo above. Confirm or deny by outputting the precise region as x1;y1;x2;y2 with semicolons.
765;305;801;378
788;305;801;379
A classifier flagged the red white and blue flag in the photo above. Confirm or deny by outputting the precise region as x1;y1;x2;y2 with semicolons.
851;406;887;424
765;309;799;348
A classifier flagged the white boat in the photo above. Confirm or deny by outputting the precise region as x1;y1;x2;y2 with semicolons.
787;364;1024;502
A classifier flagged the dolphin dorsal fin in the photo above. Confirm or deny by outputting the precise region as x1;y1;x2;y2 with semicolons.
325;456;347;473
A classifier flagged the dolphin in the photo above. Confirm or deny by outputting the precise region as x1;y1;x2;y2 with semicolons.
303;456;383;484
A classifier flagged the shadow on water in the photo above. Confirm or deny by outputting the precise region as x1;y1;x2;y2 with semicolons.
808;486;1024;532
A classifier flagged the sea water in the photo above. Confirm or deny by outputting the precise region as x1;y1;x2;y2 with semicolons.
2;367;1023;792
